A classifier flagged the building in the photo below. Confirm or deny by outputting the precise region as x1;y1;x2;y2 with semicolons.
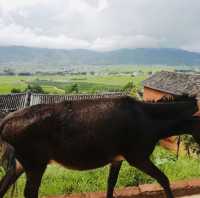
143;71;200;101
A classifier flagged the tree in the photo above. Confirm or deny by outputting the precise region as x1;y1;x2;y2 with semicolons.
122;81;134;91
68;83;79;93
25;84;45;93
122;81;142;99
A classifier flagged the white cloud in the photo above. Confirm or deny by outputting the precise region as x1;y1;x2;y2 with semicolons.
182;42;200;53
0;23;90;49
0;0;49;10
90;35;163;51
0;0;199;52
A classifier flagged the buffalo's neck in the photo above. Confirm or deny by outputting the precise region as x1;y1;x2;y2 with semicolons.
154;118;199;141
141;102;196;120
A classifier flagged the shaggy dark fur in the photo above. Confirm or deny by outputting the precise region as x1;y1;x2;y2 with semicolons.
0;94;199;198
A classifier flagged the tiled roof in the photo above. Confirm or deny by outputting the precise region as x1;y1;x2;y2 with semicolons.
0;93;28;111
30;92;128;106
143;71;200;98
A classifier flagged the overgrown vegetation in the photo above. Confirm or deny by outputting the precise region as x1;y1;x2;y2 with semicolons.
182;135;200;156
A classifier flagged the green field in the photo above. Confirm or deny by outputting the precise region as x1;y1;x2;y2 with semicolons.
0;65;173;94
0;75;142;94
1;146;200;198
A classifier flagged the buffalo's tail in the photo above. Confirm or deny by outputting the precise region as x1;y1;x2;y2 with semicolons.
0;120;17;197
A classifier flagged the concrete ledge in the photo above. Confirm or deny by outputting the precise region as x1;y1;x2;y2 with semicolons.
45;179;200;198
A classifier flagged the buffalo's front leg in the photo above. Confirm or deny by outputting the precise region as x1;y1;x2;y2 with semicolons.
24;165;46;198
127;158;174;198
106;161;122;198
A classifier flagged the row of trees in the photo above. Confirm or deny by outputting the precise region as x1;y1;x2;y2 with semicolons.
11;84;46;94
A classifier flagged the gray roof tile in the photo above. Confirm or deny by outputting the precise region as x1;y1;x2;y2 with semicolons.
143;71;200;98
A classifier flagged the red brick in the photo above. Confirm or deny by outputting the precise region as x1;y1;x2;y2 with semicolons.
139;183;162;193
116;186;140;197
170;180;190;197
138;183;164;198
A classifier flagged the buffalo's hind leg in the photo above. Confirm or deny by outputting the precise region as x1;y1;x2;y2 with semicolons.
127;158;174;198
0;160;24;197
24;165;46;198
106;161;122;198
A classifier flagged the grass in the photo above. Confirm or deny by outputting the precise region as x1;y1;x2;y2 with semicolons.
2;146;200;198
42;86;65;94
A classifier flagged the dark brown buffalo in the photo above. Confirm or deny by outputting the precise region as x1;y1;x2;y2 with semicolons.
0;94;199;198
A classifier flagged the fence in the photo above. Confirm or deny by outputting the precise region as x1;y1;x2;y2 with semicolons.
0;92;128;113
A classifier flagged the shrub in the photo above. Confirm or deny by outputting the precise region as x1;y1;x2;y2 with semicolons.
11;88;22;93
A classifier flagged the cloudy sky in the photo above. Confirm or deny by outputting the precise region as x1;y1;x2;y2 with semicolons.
0;0;200;52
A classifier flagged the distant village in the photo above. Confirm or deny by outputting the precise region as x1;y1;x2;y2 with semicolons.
0;67;150;77
1;66;200;77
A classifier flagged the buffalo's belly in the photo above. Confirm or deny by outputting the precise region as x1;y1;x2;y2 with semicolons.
51;158;110;170
51;146;121;170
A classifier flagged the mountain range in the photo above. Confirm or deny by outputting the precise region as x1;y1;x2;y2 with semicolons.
0;46;200;67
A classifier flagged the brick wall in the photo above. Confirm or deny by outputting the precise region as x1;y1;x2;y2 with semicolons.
143;86;171;101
